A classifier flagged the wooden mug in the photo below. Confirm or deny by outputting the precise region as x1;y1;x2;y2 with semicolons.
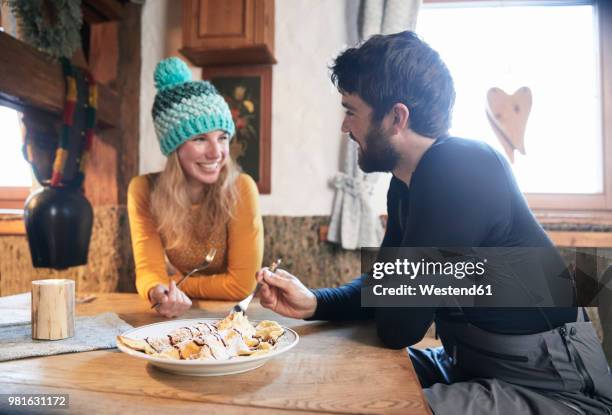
31;279;75;340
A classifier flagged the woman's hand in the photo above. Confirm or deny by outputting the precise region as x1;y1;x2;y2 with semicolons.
148;280;192;318
256;268;317;319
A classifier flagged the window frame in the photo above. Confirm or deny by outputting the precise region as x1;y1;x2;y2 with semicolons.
0;103;32;234
0;187;30;210
0;100;32;215
0;186;29;235
422;0;612;214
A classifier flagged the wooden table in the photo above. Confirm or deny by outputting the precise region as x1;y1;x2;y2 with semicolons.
0;293;430;414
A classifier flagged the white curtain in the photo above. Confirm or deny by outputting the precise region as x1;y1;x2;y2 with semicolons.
327;0;422;250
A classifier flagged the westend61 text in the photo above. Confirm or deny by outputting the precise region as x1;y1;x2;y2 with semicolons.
372;284;493;296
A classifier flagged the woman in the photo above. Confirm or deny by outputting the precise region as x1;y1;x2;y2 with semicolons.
128;57;263;318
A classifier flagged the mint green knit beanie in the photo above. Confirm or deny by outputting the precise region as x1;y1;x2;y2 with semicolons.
152;57;235;156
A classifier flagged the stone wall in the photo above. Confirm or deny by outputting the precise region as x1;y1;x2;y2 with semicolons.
262;216;361;288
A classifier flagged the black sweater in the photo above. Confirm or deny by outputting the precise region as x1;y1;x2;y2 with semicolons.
312;136;577;348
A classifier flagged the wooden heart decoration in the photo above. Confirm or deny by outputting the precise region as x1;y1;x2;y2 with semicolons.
486;87;532;162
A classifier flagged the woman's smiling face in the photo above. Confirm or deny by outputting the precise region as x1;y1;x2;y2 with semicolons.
177;130;230;185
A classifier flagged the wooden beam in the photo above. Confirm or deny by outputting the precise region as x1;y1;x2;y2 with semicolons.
115;3;141;206
0;32;119;129
115;2;142;293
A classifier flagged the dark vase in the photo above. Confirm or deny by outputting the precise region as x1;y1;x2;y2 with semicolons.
24;186;93;270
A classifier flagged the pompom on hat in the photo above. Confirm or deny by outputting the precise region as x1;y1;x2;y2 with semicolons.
151;57;235;156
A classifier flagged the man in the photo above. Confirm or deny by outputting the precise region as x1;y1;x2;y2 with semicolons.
256;31;612;414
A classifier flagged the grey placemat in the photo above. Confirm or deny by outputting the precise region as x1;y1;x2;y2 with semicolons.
0;309;30;326
0;312;133;362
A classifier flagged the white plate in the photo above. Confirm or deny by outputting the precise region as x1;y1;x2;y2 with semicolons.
116;318;299;376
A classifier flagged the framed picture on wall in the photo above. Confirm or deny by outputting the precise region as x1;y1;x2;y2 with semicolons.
200;65;272;194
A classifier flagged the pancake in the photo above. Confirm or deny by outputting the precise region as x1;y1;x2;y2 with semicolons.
117;311;285;361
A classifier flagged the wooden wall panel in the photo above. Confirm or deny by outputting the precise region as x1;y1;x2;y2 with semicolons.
84;133;119;206
114;3;141;293
89;22;119;87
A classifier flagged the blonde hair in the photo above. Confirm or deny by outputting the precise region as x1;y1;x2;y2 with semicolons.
150;152;240;250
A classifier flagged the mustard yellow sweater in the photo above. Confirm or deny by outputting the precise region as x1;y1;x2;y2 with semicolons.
127;173;263;301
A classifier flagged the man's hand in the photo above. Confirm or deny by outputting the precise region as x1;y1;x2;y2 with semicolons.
148;280;192;318
256;267;317;319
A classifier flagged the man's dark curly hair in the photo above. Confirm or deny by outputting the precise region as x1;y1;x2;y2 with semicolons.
331;31;455;139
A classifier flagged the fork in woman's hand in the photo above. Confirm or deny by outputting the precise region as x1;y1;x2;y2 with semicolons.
151;248;217;309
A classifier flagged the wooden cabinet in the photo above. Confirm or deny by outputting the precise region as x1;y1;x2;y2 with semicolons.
181;0;275;66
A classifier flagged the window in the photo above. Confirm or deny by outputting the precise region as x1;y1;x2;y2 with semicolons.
418;0;612;211
0;105;33;210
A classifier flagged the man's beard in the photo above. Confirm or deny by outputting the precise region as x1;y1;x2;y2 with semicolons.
357;123;400;173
